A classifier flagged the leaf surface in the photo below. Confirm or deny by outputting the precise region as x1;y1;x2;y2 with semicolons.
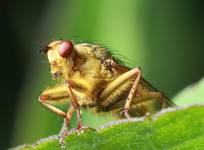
16;105;204;150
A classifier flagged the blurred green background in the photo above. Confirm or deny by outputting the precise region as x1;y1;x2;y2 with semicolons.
1;0;204;149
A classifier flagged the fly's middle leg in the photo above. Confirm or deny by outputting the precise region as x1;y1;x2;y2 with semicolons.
58;105;75;147
65;80;83;129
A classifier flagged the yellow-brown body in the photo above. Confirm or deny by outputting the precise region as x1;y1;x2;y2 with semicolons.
40;41;174;118
39;40;175;145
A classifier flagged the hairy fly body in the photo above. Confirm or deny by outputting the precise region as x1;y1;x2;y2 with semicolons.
38;40;175;145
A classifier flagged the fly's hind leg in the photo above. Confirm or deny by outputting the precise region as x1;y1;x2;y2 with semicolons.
99;67;141;118
122;68;141;118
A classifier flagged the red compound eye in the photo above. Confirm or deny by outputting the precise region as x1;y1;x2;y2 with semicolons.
58;40;73;58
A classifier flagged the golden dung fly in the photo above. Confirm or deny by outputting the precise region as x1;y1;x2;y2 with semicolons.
39;40;175;145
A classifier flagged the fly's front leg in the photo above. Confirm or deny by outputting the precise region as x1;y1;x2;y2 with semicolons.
39;85;74;126
38;85;75;146
65;80;83;129
38;85;69;119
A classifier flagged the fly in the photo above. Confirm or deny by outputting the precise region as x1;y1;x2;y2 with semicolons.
38;40;175;146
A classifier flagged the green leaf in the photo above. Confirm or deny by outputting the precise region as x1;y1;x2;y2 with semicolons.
14;105;204;150
173;77;204;105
